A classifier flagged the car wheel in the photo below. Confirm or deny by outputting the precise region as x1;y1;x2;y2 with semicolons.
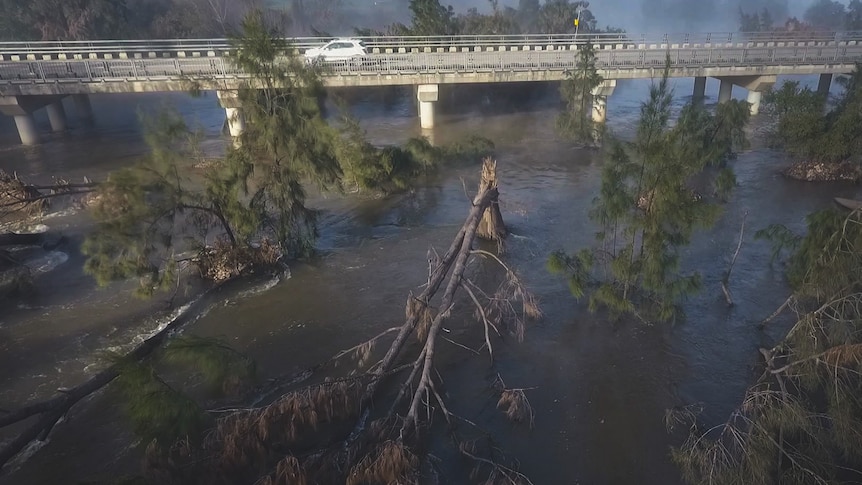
350;56;362;68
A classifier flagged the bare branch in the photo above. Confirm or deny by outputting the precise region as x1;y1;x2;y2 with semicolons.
721;211;747;306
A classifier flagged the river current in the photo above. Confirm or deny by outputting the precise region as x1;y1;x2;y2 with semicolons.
1;76;859;484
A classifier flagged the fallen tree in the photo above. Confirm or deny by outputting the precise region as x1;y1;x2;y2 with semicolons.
1;159;540;483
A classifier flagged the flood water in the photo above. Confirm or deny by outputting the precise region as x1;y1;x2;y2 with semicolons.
1;76;859;484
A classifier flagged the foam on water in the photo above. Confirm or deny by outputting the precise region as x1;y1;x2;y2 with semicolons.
25;251;70;275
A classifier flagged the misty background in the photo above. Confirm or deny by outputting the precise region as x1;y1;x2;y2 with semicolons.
0;0;857;41
308;0;848;35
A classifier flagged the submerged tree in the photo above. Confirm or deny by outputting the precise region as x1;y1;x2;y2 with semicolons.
549;66;750;321
334;109;495;194
81;111;272;297
671;206;862;484
557;41;604;144
83;12;345;295
765;66;862;180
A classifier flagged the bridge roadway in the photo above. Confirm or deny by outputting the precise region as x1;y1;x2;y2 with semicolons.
1;31;861;144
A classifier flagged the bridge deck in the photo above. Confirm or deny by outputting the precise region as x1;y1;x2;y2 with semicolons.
1;32;861;95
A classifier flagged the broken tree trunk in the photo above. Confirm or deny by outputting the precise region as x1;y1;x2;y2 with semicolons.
0;286;218;471
720;211;747;306
353;158;507;432
476;158;507;242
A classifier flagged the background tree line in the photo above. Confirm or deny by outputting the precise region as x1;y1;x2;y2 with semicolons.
0;0;626;41
739;0;862;33
356;0;624;37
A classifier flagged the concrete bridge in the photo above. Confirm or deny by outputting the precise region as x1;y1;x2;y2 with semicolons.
1;31;861;145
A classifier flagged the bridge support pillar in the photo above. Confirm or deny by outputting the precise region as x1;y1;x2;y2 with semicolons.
1;95;62;145
693;76;707;103
416;84;438;129
718;79;733;104
46;101;67;132
590;80;616;124
817;73;833;95
14;114;40;146
72;94;94;124
592;97;607;123
746;91;762;115
217;90;245;143
224;107;245;138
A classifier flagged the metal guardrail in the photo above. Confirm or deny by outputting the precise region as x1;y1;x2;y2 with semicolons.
0;31;861;57
2;44;860;87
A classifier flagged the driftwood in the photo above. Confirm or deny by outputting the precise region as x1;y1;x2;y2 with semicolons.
1;160;537;484
0;282;224;472
720;211;748;306
834;197;862;211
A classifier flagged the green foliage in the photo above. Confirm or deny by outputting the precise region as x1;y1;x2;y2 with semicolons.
764;66;862;165
538;0;596;34
738;7;776;32
229;11;343;256
85;13;353;295
557;42;605;143
550;65;750;322
111;358;210;445
374;0;620;36
672;208;862;484
803;0;847;29
334;112;494;194
456;1;521;35
335;115;429;194
408;0;457;35
82;108;267;297
0;0;260;41
849;0;862;30
163;335;257;396
754;223;801;263
0;0;130;41
547;249;593;298
82;112;201;297
783;209;862;300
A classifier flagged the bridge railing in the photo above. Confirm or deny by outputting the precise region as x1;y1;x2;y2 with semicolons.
1;31;861;59
3;43;861;87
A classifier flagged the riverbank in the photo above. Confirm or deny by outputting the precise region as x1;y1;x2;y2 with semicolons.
784;159;862;182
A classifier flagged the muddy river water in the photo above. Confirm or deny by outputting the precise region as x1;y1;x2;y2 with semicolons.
1;76;859;484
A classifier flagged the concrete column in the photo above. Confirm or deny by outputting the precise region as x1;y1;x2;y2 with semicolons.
224;107;245;137
592;96;607;123
746;91;762;115
693;76;707;103
416;84;439;129
817;73;833;95
718;79;733;104
14;114;40;145
589;79;616;124
216;90;245;145
72;94;93;124
45;101;67;132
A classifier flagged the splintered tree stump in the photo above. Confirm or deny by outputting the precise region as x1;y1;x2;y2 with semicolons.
476;159;507;242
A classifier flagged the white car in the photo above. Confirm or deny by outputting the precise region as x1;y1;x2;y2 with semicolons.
303;39;368;64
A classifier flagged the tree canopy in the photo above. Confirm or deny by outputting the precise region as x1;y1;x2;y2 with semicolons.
550;66;750;322
557;42;605;143
764;67;862;166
